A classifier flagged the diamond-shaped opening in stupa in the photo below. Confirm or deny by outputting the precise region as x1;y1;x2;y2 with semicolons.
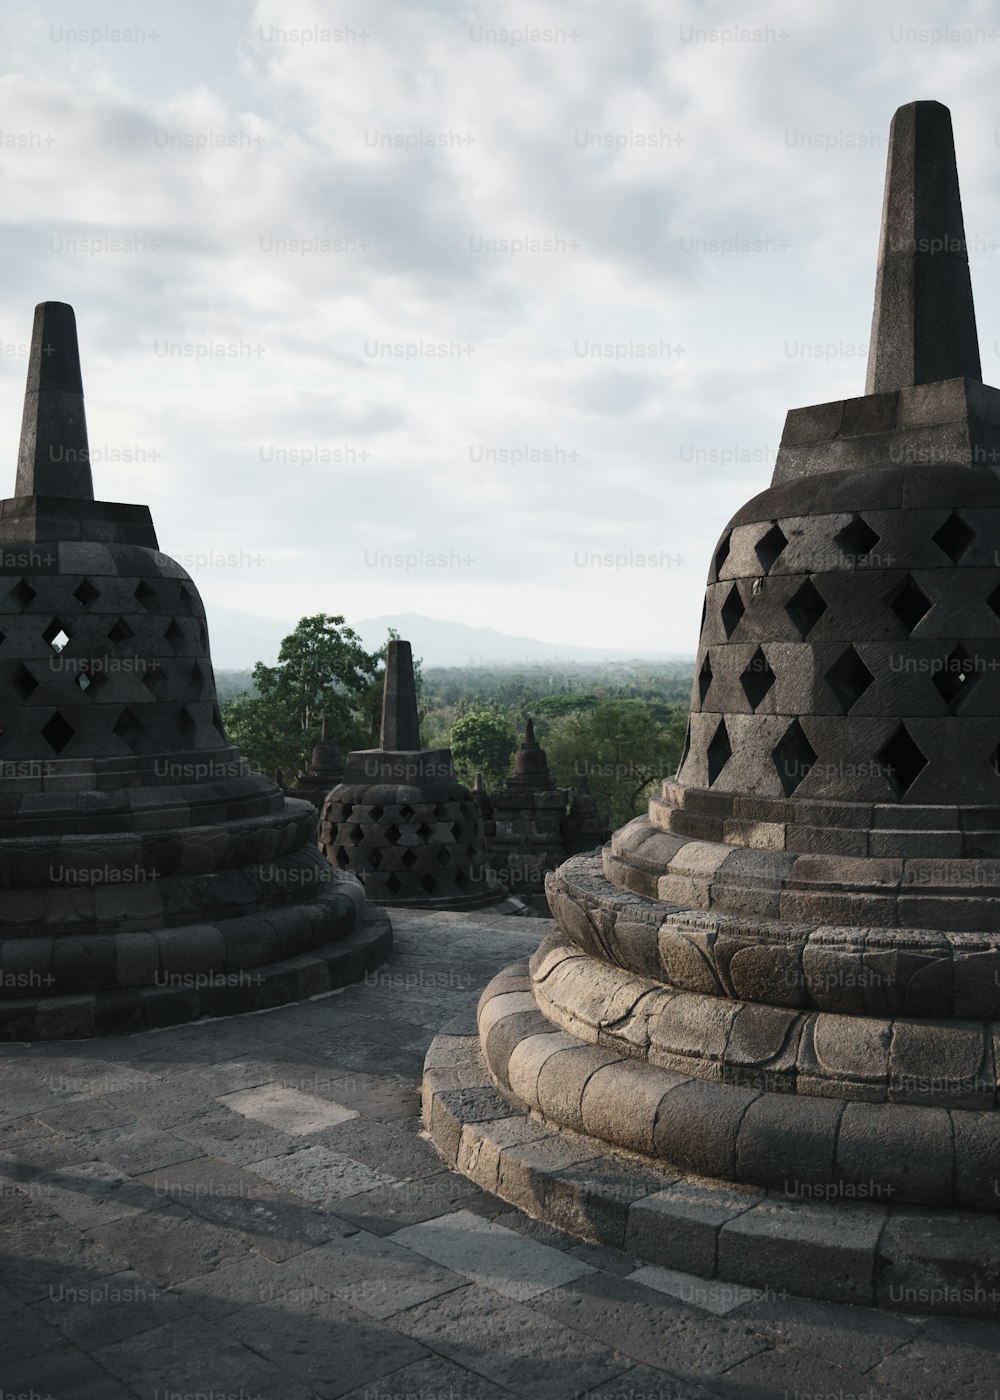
740;646;776;711
772;719;816;797
877;725;928;797
825;646;875;714
932;644;981;712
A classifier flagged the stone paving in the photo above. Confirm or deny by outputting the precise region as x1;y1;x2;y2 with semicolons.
2;909;1000;1400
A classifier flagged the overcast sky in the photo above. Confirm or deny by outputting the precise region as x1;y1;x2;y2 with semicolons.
2;0;999;656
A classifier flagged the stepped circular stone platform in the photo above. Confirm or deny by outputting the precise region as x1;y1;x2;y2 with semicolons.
423;100;1000;1317
423;973;1000;1320
0;302;390;1038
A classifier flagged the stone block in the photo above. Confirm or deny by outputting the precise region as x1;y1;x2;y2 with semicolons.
506;1031;580;1108
780;400;846;446
495;1132;601;1219
155;923;226;978
653;1078;758;1179
484;1010;551;1092
951;1110;1000;1210
535;1044;623;1132
457;1115;550;1193
543;1153;680;1249
837;1102;954;1204
888;1020;993;1108
580;1059;684;1155
114;931;159;988
875;1209;1000;1315
428;1085;514;1165
718;1197;885;1304
51;935;116;994
648;992;739;1077
625;1176;764;1275
736;1093;843;1192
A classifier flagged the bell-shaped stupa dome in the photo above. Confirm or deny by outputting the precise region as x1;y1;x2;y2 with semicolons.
0;303;388;1038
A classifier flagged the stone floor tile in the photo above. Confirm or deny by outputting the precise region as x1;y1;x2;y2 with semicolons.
566;1240;643;1277
392;1206;595;1301
871;1315;1000;1399
87;1201;253;1286
134;1156;354;1260
732;1290;921;1370
0;1283;64;1363
562;1366;728;1400
171;1108;300;1166
331;1171;498;1236
218;1081;360;1134
35;1266;192;1349
30;1158;150;1230
394;1282;629;1400
219;1291;430;1398
66;1124;205;1175
337;1353;516;1400
0;1203;130;1303
95;1313;318;1400
311;1115;445;1179
491;1206;581;1248
535;1270;770;1378
3;1343;141;1400
716;1344;909;1399
247;1143;395;1203
629;1263;768;1316
167;1253;317;1321
287;1227;466;1318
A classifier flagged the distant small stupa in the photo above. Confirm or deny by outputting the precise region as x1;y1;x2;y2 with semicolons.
318;640;505;908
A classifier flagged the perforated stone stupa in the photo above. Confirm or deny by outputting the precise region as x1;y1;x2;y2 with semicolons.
487;719;573;906
290;715;345;811
424;102;1000;1315
318;640;504;908
0;303;389;1039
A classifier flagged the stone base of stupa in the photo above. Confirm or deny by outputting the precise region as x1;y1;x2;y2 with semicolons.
1;908;390;1041
0;787;392;1040
423;963;1000;1319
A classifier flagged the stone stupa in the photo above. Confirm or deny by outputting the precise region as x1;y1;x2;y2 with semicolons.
488;718;570;906
560;774;610;856
290;715;345;811
0;303;389;1038
425;101;1000;1315
318;640;505;908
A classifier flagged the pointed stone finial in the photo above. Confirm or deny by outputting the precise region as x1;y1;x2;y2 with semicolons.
473;771;486;793
866;101;981;394
15;302;94;500
379;639;421;750
321;715;331;741
524;717;537;747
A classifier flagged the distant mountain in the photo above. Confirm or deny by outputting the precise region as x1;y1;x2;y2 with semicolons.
201;606;689;670
202;606;292;670
355;613;686;668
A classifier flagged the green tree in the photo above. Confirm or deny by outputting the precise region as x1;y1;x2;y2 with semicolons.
449;703;517;788
220;614;380;780
543;699;689;828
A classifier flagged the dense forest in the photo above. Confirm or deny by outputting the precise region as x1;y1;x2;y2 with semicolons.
216;615;694;828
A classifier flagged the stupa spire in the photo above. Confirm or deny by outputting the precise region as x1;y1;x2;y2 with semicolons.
866;100;981;393
379;639;421;750
15;301;94;500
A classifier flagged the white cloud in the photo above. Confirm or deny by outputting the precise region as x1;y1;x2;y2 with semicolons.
0;0;998;657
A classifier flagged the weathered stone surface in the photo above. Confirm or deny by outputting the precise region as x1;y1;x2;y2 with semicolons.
0;303;384;1036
